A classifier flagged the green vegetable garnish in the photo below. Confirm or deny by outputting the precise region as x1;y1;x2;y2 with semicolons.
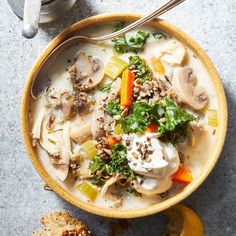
99;82;113;93
120;102;152;134
129;56;152;84
109;144;135;180
152;32;167;40
111;23;150;54
107;98;195;144
90;144;135;186
106;101;122;116
112;22;126;32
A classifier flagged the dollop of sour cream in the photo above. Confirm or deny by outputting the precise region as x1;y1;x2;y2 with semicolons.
122;133;180;195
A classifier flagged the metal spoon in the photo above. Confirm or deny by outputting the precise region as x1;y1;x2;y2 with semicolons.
31;0;186;98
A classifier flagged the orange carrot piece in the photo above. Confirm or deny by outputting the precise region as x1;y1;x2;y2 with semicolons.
146;122;158;133
107;135;120;146
172;166;193;184
120;69;135;107
151;58;165;75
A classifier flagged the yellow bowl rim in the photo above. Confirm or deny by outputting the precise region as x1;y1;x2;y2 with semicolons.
20;13;227;218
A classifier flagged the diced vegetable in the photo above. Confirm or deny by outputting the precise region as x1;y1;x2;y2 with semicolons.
81;140;97;160
146;122;158;133
76;181;98;202
114;124;123;135
107;135;120;146
206;109;218;127
172;166;192;184
104;56;128;79
151;58;165;75
120;69;135;107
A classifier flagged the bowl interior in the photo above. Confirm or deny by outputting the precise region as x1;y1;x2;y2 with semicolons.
20;13;227;218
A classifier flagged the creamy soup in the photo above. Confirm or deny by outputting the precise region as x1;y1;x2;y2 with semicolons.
30;23;218;209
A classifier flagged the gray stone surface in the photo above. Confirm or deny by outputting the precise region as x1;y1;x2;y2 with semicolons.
0;0;235;235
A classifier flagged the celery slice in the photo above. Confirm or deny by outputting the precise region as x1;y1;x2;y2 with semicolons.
81;140;97;160
77;182;98;202
206;109;218;127
114;124;123;135
105;56;128;79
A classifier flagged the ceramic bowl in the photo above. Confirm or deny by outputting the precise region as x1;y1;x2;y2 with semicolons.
21;13;227;218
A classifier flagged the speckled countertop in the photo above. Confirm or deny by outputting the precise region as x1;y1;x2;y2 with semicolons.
0;0;235;235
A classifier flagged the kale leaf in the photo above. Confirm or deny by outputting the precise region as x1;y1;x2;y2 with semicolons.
156;98;195;143
129;56;152;84
112;22;126;32
89;144;135;186
111;23;150;54
116;98;195;143
120;102;152;134
106;101;122;116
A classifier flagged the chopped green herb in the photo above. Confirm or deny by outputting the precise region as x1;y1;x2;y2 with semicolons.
112;22;126;32
156;98;195;143
129;56;152;84
120;102;152;134
109;144;136;180
106;101;122;116
99;82;113;93
152;32;167;40
107;98;195;143
112;25;150;54
89;144;135;186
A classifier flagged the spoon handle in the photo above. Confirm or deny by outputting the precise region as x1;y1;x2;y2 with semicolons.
91;0;185;42
22;0;42;39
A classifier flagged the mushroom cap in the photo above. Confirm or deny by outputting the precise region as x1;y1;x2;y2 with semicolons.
134;176;172;195
172;67;208;110
70;122;92;144
91;109;106;139
70;52;105;90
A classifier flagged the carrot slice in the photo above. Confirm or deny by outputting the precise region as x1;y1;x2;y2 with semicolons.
120;69;135;107
107;135;120;146
146;122;158;133
172;166;192;184
151;58;165;75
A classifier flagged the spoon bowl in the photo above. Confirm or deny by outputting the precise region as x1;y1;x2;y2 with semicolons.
31;0;185;98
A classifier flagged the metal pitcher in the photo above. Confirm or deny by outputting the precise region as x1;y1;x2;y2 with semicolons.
8;0;76;39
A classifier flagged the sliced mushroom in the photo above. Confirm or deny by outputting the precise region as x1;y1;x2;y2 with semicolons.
70;122;92;144
69;52;104;90
62;101;74;119
172;67;208;110
73;92;90;114
188;122;206;147
32;109;45;140
91;109;106;139
44;88;62;108
40;112;61;157
54;122;71;181
158;39;186;66
133;176;172;196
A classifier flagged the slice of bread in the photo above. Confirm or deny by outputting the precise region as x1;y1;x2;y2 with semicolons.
32;211;91;236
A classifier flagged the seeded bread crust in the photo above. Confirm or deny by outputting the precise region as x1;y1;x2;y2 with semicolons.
32;211;91;236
